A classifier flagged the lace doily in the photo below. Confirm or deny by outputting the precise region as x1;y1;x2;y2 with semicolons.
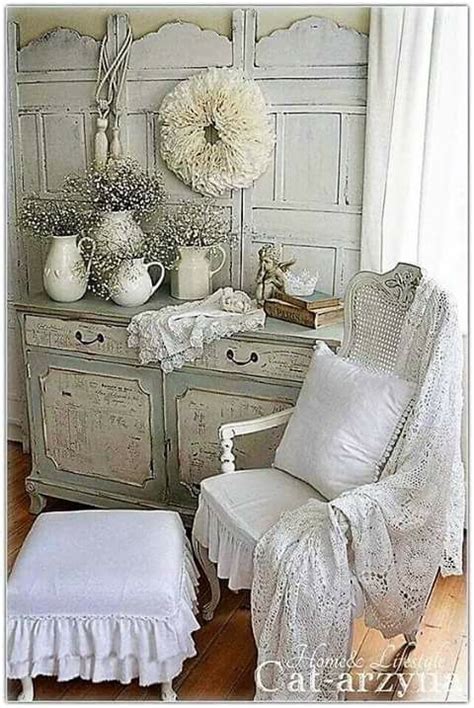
127;288;266;373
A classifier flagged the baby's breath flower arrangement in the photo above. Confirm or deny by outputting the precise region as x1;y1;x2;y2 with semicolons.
18;196;96;239
145;199;235;267
62;157;166;299
64;157;166;221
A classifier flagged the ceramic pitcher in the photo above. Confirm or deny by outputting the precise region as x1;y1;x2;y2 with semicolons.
171;245;226;300
43;234;95;303
109;257;165;307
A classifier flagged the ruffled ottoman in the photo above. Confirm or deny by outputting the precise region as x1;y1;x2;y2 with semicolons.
8;510;200;701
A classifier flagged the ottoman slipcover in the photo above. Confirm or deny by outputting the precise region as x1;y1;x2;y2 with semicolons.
8;510;200;687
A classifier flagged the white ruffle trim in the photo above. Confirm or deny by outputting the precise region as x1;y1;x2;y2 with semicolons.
193;493;254;591
8;545;200;686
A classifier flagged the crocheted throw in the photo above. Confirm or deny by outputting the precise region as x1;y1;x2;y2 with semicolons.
251;278;465;701
127;288;265;373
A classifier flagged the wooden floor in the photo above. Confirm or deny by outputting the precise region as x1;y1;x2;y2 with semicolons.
7;442;467;702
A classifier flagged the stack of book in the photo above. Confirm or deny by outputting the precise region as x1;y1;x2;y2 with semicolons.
264;289;344;329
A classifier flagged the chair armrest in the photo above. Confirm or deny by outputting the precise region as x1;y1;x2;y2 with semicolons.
218;407;295;473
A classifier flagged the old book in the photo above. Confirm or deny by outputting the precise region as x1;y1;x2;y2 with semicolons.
264;299;344;329
274;288;341;311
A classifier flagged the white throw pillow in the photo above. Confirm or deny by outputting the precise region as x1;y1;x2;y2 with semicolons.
273;342;415;500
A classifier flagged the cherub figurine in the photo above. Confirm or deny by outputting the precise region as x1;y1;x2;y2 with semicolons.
255;245;295;305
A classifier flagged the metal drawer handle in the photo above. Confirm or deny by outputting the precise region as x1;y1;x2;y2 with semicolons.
226;349;259;366
75;330;105;346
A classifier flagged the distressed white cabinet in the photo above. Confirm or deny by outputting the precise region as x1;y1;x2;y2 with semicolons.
164;370;300;509
26;352;166;513
7;11;367;443
16;290;342;522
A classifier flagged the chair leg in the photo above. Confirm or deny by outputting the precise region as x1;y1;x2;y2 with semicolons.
161;681;176;701
18;677;34;702
192;536;221;621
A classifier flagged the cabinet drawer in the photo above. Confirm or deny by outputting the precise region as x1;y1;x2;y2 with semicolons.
190;338;313;382
24;315;137;360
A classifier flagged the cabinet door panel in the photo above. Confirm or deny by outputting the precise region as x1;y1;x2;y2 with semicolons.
28;352;166;503
165;371;299;510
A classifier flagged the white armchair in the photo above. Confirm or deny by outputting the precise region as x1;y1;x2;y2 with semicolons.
192;263;423;644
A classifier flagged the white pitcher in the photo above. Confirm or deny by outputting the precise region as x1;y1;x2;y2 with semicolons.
93;210;146;258
109;257;165;307
43;234;95;303
171;245;227;300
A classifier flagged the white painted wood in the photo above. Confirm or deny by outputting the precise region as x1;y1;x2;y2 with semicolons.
192;536;221;621
341;114;366;207
130;22;232;69
283;113;341;204
161;681;177;702
39;367;153;486
219;406;294;444
24;315;133;359
255;17;368;68
8;10;366;444
190;338;313;382
42;113;88;191
175;386;294;488
18;28;99;72
17;676;34;702
251;208;362;247
18;82;96;109
258;78;367;107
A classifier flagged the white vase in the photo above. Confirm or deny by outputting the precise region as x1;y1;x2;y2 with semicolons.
43;234;95;303
170;245;227;300
109;257;165;307
92;210;145;258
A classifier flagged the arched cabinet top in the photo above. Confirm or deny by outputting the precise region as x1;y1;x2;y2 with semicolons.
17;27;100;72
129;21;233;69
255;16;368;69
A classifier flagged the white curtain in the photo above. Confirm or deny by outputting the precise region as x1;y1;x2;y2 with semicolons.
361;7;468;329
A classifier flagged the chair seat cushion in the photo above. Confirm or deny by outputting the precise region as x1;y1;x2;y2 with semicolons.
193;468;326;590
8;510;200;686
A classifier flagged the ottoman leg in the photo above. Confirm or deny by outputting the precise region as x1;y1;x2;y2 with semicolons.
161;681;176;701
192;537;221;621
18;677;34;702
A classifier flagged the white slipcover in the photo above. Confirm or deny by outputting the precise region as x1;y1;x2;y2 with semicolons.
192;468;327;590
8;510;200;686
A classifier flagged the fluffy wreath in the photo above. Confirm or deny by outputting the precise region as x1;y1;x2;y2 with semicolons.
158;68;275;197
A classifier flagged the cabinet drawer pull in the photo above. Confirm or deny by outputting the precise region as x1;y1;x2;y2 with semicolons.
75;331;105;346
226;349;259;366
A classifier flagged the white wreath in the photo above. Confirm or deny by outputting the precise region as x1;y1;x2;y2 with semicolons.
158;68;275;197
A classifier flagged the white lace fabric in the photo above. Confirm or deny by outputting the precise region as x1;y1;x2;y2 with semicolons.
251;278;465;701
127;288;266;373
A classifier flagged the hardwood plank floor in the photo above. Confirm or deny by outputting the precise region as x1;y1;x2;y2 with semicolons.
7;442;467;702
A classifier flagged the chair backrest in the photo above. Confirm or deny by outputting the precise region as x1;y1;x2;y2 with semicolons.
338;262;422;375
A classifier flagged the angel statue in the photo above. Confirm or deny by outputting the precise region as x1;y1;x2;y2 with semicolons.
255;245;295;305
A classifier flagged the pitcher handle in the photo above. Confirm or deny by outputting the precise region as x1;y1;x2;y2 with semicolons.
147;261;165;294
78;236;96;277
209;245;226;277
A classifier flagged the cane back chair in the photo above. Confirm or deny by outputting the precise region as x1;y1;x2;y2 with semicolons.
192;263;423;642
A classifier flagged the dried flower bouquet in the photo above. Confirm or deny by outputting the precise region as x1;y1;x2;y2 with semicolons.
63;157;166;221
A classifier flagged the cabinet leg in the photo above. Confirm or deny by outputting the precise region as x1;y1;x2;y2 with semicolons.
25;480;47;515
18;677;34;702
192;536;221;621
